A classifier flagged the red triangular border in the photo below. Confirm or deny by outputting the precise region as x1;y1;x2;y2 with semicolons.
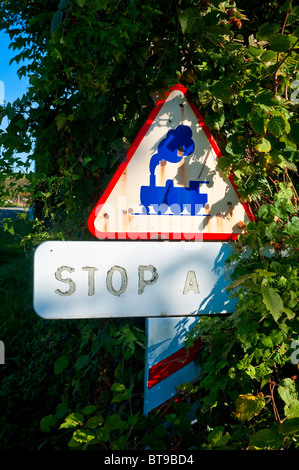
88;84;254;241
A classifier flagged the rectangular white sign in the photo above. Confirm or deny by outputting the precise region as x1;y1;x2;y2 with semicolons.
33;241;237;319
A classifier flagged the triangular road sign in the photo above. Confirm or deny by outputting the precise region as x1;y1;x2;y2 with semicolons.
88;84;253;241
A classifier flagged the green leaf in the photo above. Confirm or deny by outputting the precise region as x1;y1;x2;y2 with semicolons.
281;418;299;435
58;0;70;10
198;90;212;105
283;307;295;320
60;412;84;429
235;393;266;422
95;0;108;9
82;405;97;415
3;220;15;236
227;273;256;292
111;383;133;403
86;415;104;428
76;0;86;6
236;99;253;120
260;50;277;63
54;355;69;374
255;137;271;153
68;437;81;448
279;0;292;12
29;12;51;28
50;10;63;36
178;8;201;34
269;34;292;52
256;23;280;40
82;157;93;167
250;114;268;134
14;118;25;129
260;334;273;348
278;378;299;405
211;80;233;103
287;216;299;237
204;112;225;130
261;287;284;321
55;114;66;131
128;414;139;426
105;414;126;431
255;91;279;106
205;25;232;36
288;6;299;24
96;426;110;441
248;46;263;57
111;383;126;393
5;103;15;120
72;429;95;443
40;414;57;432
177;382;200;394
207;427;231;447
75;354;90;370
268;114;287;137
249;428;284;450
289;123;299;144
56;402;68;419
284;400;299;418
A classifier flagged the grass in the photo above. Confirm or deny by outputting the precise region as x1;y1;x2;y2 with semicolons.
0;217;39;448
0;217;67;449
0;217;34;338
0;216;92;449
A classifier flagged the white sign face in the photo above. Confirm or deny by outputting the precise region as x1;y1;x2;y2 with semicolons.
33;241;237;319
88;84;252;241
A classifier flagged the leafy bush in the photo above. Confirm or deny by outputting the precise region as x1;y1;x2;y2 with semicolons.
0;0;298;450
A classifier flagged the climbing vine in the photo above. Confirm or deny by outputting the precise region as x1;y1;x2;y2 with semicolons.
0;0;298;450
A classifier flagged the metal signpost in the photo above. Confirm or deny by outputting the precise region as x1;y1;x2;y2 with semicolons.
33;84;253;416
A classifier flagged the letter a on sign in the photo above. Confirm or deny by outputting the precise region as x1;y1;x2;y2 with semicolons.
88;84;253;241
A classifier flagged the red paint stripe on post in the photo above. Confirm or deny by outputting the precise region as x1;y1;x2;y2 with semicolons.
148;337;201;389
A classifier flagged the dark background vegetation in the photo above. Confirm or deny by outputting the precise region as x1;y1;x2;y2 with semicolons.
0;0;298;450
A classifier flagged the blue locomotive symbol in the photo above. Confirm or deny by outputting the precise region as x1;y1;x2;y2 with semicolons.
140;125;208;215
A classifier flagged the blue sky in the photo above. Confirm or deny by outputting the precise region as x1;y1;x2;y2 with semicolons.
0;30;29;111
0;29;31;171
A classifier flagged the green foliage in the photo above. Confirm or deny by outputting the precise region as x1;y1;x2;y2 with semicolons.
0;0;298;451
185;183;299;449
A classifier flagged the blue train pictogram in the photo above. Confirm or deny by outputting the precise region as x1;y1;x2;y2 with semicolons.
140;125;208;215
